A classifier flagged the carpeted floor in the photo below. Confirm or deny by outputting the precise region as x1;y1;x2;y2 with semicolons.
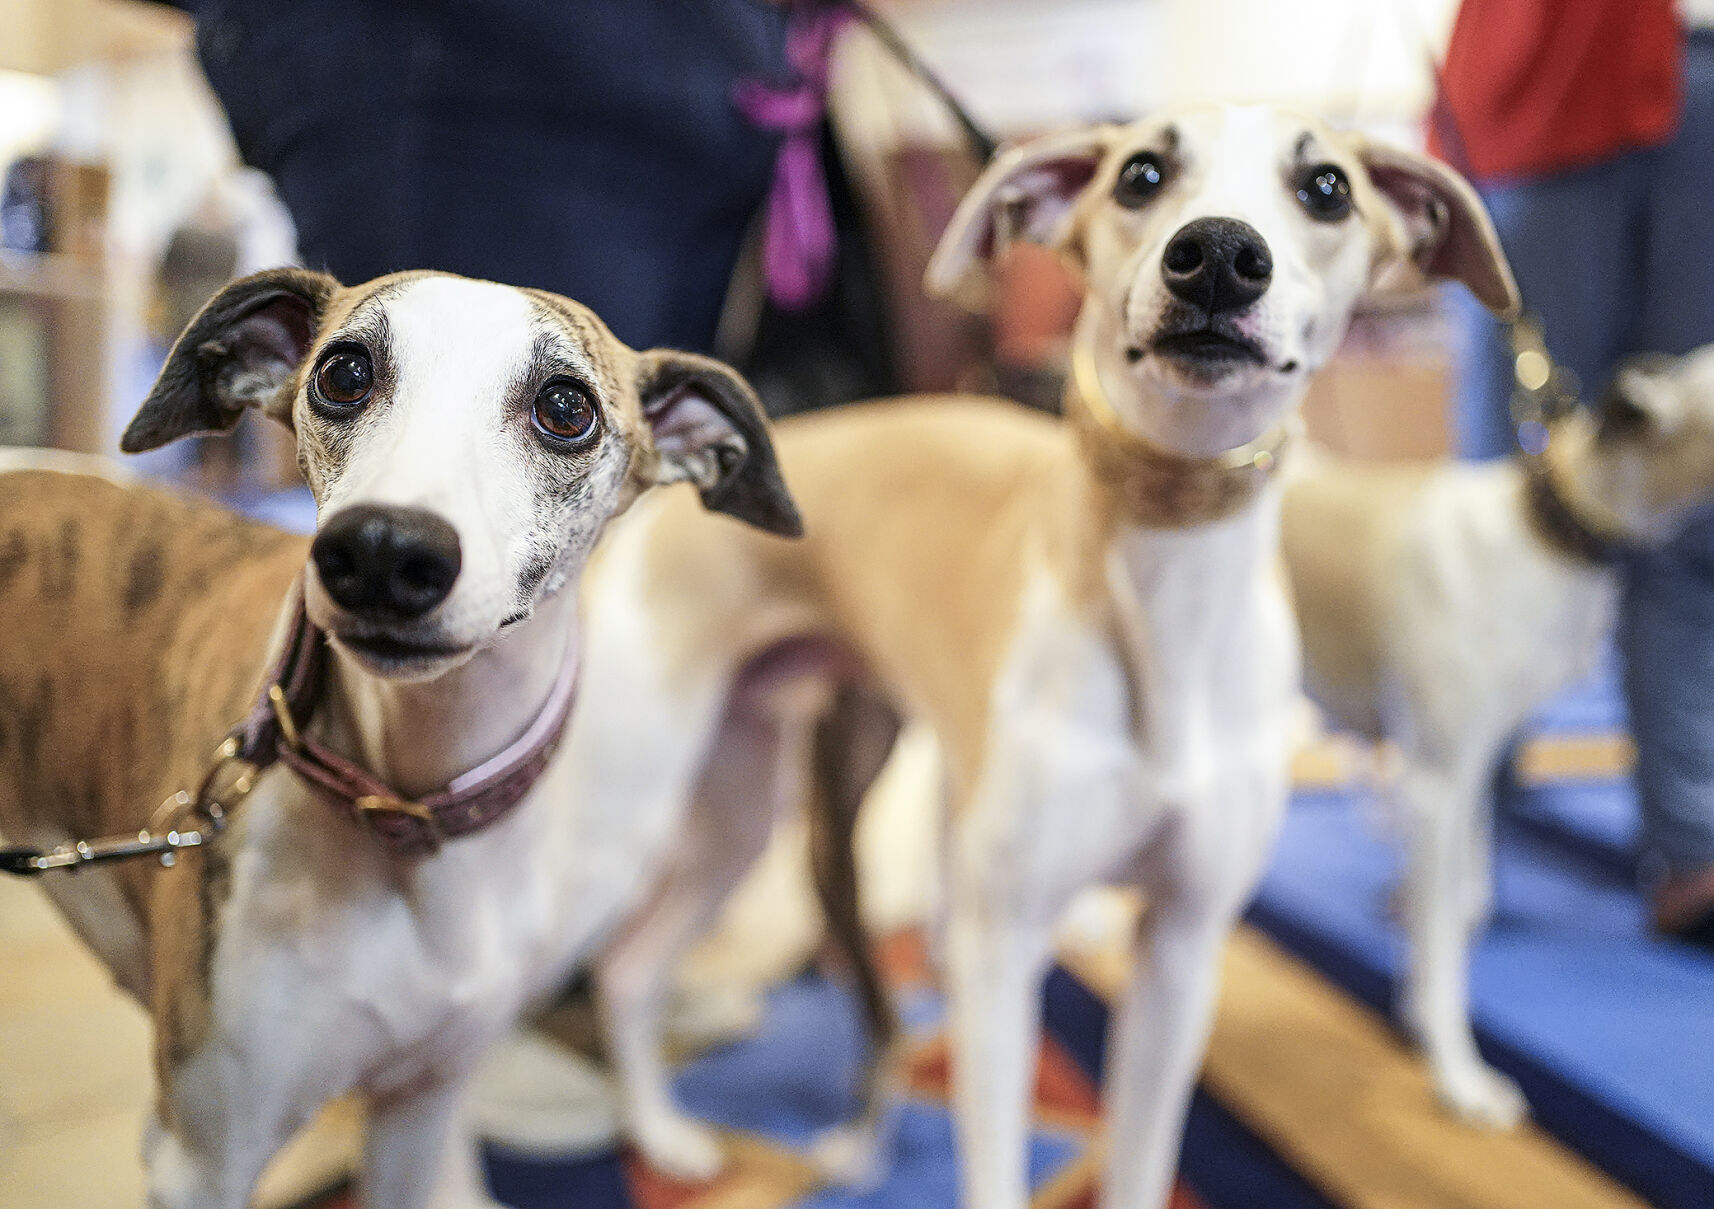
299;931;1207;1209
7;640;1701;1209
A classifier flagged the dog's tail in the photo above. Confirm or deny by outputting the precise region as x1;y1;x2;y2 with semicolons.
804;681;907;1187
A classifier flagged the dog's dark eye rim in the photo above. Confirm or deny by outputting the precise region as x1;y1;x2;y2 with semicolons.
310;343;375;412
531;376;601;448
1296;162;1354;220
1113;150;1170;208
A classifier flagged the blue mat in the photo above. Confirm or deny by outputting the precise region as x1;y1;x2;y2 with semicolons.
1251;784;1714;1209
476;961;1319;1209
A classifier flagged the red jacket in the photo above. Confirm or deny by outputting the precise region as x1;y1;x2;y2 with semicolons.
1430;0;1683;181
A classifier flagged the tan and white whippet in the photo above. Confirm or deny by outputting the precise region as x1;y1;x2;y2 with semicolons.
0;268;798;1209
578;104;1520;1209
1284;344;1714;1129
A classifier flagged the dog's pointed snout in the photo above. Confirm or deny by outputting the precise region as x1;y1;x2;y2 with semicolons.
1161;217;1273;315
311;504;461;619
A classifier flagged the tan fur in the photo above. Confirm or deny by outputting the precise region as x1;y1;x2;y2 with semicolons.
639;397;1111;798
0;471;302;1077
1280;456;1437;732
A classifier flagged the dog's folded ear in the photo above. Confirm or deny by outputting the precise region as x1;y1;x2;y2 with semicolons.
636;351;802;538
1598;353;1684;442
925;126;1115;311
121;267;340;453
1355;139;1520;318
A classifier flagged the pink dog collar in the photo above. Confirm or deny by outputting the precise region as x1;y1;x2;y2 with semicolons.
234;584;580;858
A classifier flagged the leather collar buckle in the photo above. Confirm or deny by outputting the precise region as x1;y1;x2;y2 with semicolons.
354;794;444;854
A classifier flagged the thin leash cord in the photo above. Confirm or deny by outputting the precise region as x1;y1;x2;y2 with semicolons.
845;0;1000;164
1403;10;1579;445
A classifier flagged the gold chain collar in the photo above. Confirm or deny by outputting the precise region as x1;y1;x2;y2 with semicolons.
1067;333;1291;528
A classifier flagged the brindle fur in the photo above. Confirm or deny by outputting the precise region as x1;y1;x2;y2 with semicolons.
0;469;302;1083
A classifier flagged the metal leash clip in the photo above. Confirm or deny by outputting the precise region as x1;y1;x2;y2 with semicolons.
0;737;260;877
195;735;261;831
1;790;208;877
1509;312;1580;455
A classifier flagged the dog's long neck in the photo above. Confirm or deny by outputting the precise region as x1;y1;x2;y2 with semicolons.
317;587;581;801
1065;307;1296;750
1066;306;1296;576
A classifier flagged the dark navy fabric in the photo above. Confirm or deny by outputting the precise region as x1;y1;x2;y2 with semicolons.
184;0;790;352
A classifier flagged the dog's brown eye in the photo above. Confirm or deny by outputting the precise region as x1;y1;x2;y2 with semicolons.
532;379;599;446
314;348;373;408
1114;152;1168;208
1297;163;1352;221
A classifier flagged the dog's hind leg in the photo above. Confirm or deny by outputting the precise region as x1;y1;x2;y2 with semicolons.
597;677;822;1182
1397;755;1527;1129
804;683;905;1187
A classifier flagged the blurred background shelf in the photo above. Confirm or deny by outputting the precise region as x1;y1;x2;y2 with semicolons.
0;250;106;300
0;250;112;452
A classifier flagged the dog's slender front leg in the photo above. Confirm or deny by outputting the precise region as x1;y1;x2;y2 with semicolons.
145;1115;274;1209
1398;760;1527;1129
946;860;1055;1209
1099;898;1231;1209
598;873;732;1183
144;1045;303;1209
598;856;761;1183
363;1077;500;1209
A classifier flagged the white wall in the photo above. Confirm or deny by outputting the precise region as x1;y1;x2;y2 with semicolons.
0;70;61;181
843;0;1460;145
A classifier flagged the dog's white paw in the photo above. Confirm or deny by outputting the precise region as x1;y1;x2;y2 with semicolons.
810;1123;887;1191
633;1110;727;1183
1436;1061;1529;1130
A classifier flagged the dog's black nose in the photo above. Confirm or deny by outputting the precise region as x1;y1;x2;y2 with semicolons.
1161;217;1273;314
311;505;462;619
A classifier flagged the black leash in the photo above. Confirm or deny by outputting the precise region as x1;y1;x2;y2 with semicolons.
0;743;255;876
846;0;999;164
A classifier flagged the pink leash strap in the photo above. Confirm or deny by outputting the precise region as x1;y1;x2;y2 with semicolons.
734;0;855;310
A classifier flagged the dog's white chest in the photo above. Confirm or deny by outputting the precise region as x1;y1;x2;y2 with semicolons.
1116;519;1294;764
213;786;567;1098
974;538;1294;903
